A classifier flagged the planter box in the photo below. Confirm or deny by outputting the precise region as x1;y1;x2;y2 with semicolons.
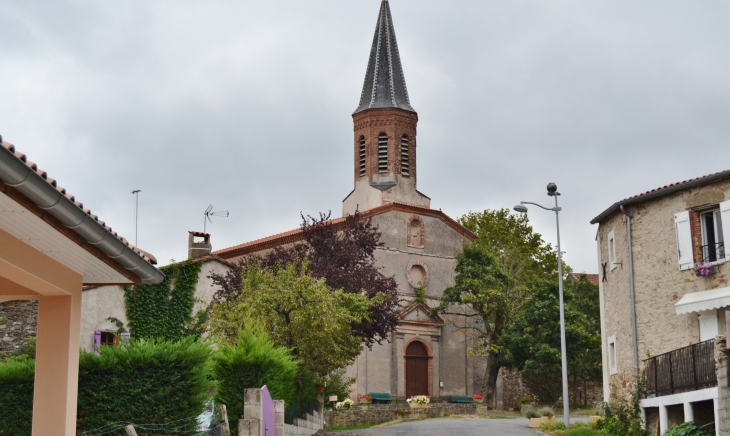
358;399;372;404
694;266;717;277
590;416;604;424
528;417;554;428
473;398;484;404
408;402;428;409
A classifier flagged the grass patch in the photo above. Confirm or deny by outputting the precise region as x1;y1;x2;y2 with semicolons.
541;421;609;436
324;424;375;431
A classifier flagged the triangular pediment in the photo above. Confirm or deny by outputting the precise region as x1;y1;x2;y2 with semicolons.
399;301;443;325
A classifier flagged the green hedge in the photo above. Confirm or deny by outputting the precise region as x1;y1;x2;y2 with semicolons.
211;329;298;435
76;337;212;432
0;337;212;435
0;357;34;435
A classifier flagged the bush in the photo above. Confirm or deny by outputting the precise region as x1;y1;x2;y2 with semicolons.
0;357;35;436
323;368;356;404
664;421;713;436
522;404;540;419
76;337;213;433
211;328;298;435
596;396;645;436
539;406;555;418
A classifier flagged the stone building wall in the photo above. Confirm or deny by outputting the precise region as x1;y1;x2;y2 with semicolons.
597;179;730;399
0;300;38;357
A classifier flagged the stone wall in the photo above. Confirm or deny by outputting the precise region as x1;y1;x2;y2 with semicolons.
494;367;603;410
324;403;482;427
0;300;37;357
716;336;729;436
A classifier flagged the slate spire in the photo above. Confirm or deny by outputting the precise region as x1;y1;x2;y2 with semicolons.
354;0;415;114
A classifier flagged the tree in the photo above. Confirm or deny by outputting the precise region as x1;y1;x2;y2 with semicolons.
213;211;400;348
435;242;511;408
498;281;601;405
436;209;561;408
208;260;375;378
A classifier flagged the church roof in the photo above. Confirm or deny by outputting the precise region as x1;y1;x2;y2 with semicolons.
354;0;415;115
214;202;477;260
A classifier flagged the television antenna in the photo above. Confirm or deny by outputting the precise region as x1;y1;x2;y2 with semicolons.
203;205;229;233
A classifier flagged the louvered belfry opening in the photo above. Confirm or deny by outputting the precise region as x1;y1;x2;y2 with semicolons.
401;135;409;176
359;137;367;177
378;133;388;174
405;340;430;398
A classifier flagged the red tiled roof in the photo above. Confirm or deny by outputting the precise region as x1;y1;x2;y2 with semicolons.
591;168;730;224
0;139;157;265
214;201;478;259
568;272;599;285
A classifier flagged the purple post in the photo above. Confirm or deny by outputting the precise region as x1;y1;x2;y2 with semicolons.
93;331;101;355
261;385;276;436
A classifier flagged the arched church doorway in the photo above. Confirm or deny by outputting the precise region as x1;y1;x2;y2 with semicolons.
405;340;430;398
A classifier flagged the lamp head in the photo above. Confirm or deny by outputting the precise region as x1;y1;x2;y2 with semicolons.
513;204;528;214
547;183;559;196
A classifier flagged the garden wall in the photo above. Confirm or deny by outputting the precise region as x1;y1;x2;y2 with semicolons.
324;403;484;427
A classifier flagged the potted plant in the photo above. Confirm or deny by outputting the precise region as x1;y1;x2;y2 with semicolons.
357;395;373;404
472;394;484;404
335;398;354;409
406;395;430;409
590;406;604;424
538;407;555;425
523;405;542;428
693;263;716;277
315;385;325;393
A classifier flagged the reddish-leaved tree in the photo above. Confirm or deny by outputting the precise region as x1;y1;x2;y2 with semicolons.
212;211;401;348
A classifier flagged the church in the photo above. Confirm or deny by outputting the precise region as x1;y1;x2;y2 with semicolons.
214;1;480;400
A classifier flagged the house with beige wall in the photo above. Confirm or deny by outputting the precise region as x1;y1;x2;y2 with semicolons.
591;169;730;435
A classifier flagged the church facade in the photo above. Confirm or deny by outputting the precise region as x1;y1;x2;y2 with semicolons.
215;1;481;400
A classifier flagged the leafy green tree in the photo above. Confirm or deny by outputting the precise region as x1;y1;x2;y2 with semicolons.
208;260;375;378
566;274;603;400
436;209;560;407
435;243;510;407
498;281;600;404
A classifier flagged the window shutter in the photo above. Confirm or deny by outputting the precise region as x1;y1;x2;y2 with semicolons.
93;331;101;355
720;200;730;260
674;211;693;270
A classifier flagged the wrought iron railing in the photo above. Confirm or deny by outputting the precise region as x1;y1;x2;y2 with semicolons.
700;242;725;264
644;340;716;397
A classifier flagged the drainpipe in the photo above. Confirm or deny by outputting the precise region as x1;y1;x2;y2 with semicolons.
621;205;640;380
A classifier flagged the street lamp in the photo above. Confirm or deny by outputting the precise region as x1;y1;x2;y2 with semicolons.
513;182;570;427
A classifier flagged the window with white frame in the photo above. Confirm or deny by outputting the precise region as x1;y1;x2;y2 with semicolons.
607;230;617;270
674;201;730;270
608;335;618;375
700;209;725;263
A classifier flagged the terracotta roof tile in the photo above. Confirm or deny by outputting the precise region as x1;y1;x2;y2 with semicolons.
214;202;477;259
0;139;157;265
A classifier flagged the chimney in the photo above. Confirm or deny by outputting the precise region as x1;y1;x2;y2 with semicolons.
188;231;212;260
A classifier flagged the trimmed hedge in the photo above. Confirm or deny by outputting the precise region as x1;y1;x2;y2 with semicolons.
0;337;212;435
212;329;298;435
76;337;212;432
0;357;34;436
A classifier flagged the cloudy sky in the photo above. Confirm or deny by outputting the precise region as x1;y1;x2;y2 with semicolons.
2;0;730;273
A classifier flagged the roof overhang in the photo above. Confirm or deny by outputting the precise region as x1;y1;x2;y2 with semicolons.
675;287;730;315
590;169;730;225
0;136;164;285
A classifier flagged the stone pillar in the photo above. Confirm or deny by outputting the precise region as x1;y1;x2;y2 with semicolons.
274;400;284;436
659;404;669;435
431;334;440;399
396;332;405;398
716;335;729;436
683;402;694;422
240;388;263;436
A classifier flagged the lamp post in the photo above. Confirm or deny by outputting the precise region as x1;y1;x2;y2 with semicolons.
514;182;570;427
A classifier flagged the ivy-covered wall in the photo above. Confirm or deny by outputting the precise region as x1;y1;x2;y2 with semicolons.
124;260;203;341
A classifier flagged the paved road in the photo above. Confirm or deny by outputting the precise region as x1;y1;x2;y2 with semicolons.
324;416;589;436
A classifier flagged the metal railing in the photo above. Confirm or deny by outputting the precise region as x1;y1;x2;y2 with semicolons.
700;242;725;264
644;339;716;397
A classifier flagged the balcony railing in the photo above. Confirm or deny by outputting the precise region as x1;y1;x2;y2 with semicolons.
700;242;725;264
644;339;716;398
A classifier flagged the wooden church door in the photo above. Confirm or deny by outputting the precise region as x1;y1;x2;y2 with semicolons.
405;341;429;398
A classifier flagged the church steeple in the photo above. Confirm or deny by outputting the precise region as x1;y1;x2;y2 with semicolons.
354;0;415;115
343;1;430;216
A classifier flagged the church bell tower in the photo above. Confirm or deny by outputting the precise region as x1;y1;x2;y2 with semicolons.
343;0;430;216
